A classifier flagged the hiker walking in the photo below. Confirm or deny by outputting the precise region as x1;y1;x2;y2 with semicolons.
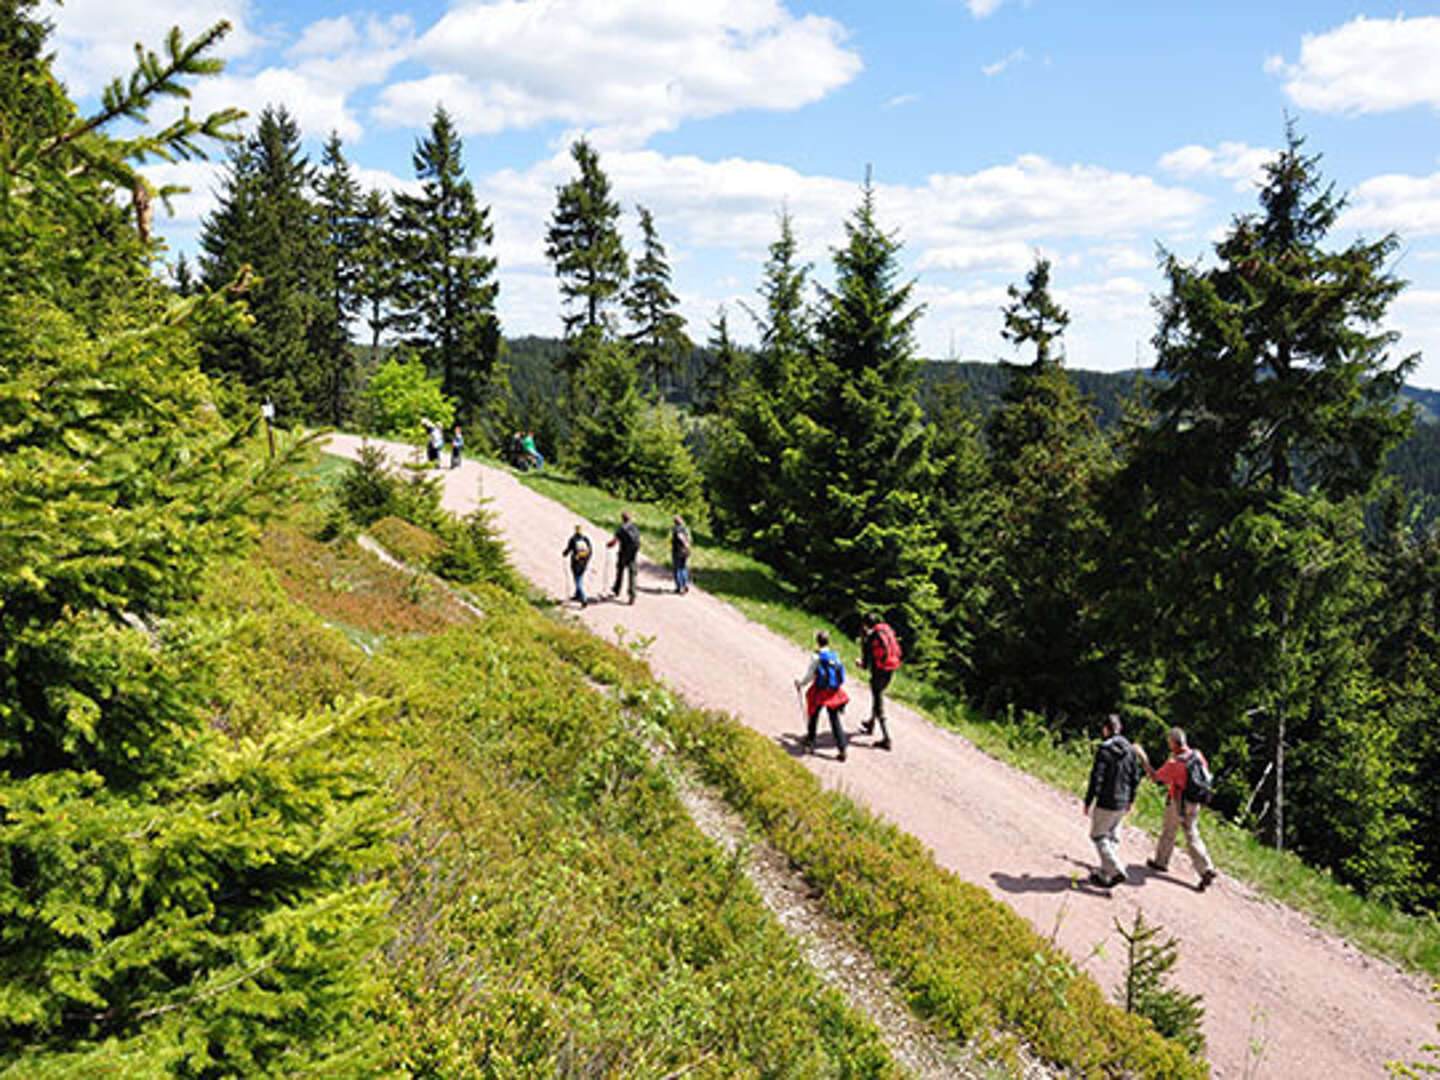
795;630;848;762
670;514;692;594
1082;713;1143;888
606;510;641;604
421;417;443;467
450;425;464;469
562;524;594;607
1138;727;1219;891
856;612;901;750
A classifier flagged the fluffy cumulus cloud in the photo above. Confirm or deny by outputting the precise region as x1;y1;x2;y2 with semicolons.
1342;172;1440;237
1266;15;1440;114
1158;141;1274;192
373;0;861;143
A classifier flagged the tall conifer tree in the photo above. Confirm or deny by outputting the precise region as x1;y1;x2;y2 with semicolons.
354;187;398;369
624;205;689;400
391;106;500;419
312;132;362;425
546;138;628;393
199;105;322;418
803;181;943;663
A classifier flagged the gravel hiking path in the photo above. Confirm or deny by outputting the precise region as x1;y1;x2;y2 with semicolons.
325;434;1437;1077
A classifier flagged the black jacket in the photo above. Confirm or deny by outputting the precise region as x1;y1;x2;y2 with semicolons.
1085;734;1141;811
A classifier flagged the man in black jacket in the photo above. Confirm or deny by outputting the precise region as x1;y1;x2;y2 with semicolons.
607;510;641;604
1083;713;1142;887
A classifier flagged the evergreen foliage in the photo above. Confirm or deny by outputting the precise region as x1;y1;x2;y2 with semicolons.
354;188;399;370
1115;912;1206;1059
311;133;363;426
0;15;389;1072
199;105;323;419
694;304;748;416
802;180;944;662
980;262;1114;722
624;204;690;399
390;106;501;422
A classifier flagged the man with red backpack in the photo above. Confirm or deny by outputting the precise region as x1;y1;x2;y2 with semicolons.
856;612;901;750
1138;727;1219;892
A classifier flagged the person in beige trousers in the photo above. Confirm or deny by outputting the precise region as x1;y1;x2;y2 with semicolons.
1138;727;1219;891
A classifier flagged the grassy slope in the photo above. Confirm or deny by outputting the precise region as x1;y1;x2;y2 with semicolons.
205;450;1203;1076
518;466;1440;980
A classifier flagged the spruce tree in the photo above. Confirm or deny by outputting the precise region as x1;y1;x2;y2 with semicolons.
1113;127;1417;876
704;212;815;563
982;257;1113;722
391;106;501;420
624;205;690;400
0;16;388;1073
354;187;399;369
545;138;628;393
312;132;362;426
198;105;323;418
695;305;748;416
803;180;944;663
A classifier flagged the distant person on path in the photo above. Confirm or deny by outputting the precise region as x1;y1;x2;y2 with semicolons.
670;514;692;594
422;417;442;467
1082;713;1143;888
562;524;594;607
606;510;641;604
510;431;529;470
856;612;902;750
522;430;544;471
1138;727;1219;891
795;631;848;762
450;425;464;469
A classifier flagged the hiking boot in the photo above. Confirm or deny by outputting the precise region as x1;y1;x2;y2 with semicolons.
1145;858;1168;872
876;738;892;751
801;736;815;753
1088;870;1113;888
1199;869;1218;892
859;720;875;735
837;748;847;763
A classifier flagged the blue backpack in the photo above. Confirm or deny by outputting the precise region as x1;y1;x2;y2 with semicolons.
814;648;845;691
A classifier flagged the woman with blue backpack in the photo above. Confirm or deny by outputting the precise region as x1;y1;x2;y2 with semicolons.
795;631;849;762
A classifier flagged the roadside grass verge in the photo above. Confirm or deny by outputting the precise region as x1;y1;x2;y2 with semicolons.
518;463;1440;981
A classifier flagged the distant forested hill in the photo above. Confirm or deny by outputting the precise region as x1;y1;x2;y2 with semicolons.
503;337;1440;506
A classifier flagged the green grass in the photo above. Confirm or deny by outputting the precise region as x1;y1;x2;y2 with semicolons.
518;463;1440;982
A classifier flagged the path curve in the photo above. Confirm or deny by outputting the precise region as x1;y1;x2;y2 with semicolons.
325;434;1436;1077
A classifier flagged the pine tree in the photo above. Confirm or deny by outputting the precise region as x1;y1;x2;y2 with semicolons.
546;138;628;393
694;304;748;416
391;106;501;420
312;132;362;426
704;212;817;562
624;205;690;400
803;180;944;663
1113;127;1418;871
354;187;399;369
0;15;388;1073
981;257;1113;722
1115;912;1206;1059
198;105;323;418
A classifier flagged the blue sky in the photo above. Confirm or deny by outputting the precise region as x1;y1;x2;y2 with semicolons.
46;0;1440;388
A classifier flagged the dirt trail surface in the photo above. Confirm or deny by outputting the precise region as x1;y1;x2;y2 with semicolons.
325;434;1436;1077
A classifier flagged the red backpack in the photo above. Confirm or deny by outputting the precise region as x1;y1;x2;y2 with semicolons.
869;623;902;672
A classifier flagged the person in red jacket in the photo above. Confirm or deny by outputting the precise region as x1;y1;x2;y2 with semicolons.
795;631;848;762
857;612;901;750
1139;727;1219;891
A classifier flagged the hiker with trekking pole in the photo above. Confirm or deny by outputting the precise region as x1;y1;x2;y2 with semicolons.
561;524;594;607
1136;727;1219;891
795;630;849;762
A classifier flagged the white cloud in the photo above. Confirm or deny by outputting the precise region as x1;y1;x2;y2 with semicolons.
373;0;861;144
1158;141;1273;192
884;93;919;109
1342;172;1440;237
981;48;1027;77
50;0;263;98
1266;15;1440;114
967;0;1007;18
917;241;1034;274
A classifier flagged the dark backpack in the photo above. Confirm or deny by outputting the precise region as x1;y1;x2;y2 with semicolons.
617;523;640;560
1182;750;1214;807
814;648;845;691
